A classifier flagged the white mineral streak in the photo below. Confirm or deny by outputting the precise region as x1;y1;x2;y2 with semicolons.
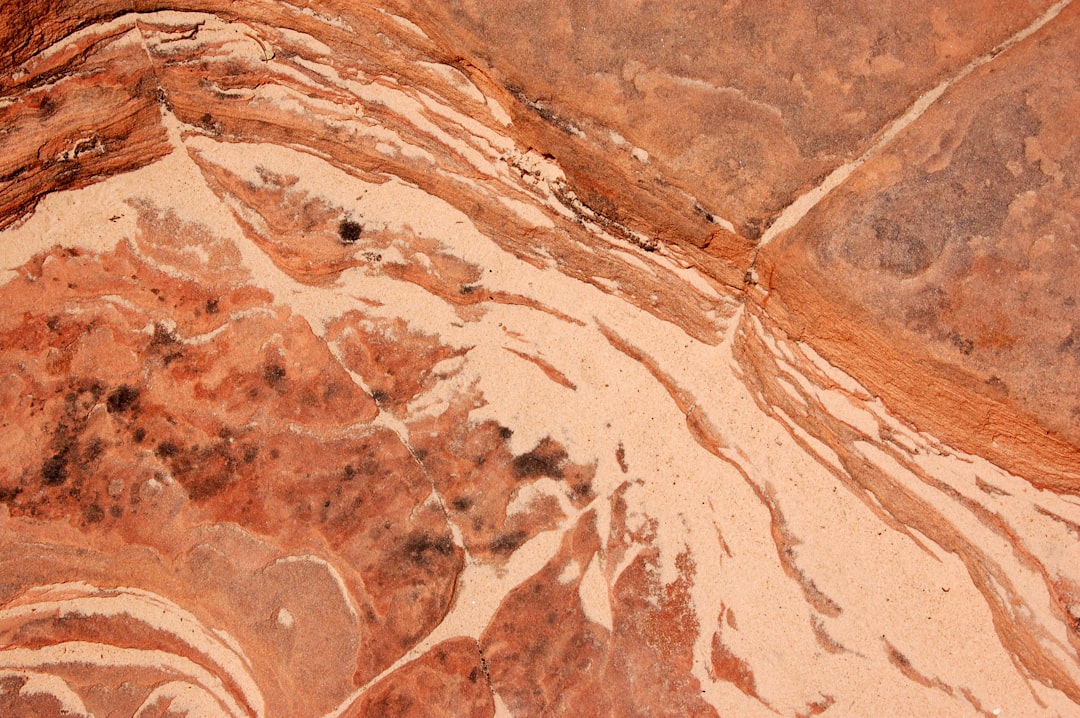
0;583;264;717
331;523;572;714
265;555;362;625
0;149;190;282
4;670;92;717
134;680;233;717
2;6;1079;717
578;554;614;631
0;643;250;717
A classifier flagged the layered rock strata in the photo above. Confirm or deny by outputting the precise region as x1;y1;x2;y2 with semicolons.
0;1;1078;716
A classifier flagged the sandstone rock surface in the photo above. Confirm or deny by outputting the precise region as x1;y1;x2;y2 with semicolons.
1;1;1078;716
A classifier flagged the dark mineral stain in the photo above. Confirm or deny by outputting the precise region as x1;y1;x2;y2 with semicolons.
489;530;528;555
37;94;57;117
338;218;363;243
263;363;287;388
81;438;103;464
106;384;140;413
450;496;473;512
838;99;1044;279
150;323;178;347
862;202;947;277
131;73;158;101
948;331;975;356
1058;326;1080;361
571;480;593;499
41;452;69;486
184;473;232;502
511;443;566;479
0;486;23;502
402;532;455;566
986;375;1010;396
742;218;764;240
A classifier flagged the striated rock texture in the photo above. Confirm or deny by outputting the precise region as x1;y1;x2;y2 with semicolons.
0;1;1078;717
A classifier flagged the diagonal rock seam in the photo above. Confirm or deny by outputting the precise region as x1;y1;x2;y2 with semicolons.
751;0;1075;258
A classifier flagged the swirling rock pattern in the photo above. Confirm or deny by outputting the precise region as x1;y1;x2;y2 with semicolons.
0;1;1078;716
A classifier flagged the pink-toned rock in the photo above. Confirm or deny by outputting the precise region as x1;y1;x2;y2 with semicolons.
1;1;1079;716
349;638;493;718
393;0;1053;238
754;0;1080;490
480;509;716;717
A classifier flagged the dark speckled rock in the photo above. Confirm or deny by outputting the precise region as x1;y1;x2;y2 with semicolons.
1;1;1079;716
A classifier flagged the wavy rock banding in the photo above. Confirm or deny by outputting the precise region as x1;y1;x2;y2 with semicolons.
1;1;1078;716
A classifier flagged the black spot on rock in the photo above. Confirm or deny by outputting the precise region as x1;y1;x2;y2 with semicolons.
948;331;975;356
106;385;140;413
263;363;287;388
986;375;1009;396
81;438;103;464
489;531;528;555
184;473;232;502
512;443;566;479
41;452;69;486
402;531;455;566
571;480;593;498
338;219;363;244
742;217;764;240
150;323;178;347
84;504;105;523
0;486;23;502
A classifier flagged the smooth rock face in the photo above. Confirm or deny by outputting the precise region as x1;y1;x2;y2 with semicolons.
396;0;1055;236
0;1;1078;717
756;0;1080;490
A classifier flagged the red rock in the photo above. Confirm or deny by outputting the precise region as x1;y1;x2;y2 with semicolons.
481;509;716;717
1;0;1079;716
394;0;1054;238
348;638;494;718
754;0;1080;489
0;23;171;230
